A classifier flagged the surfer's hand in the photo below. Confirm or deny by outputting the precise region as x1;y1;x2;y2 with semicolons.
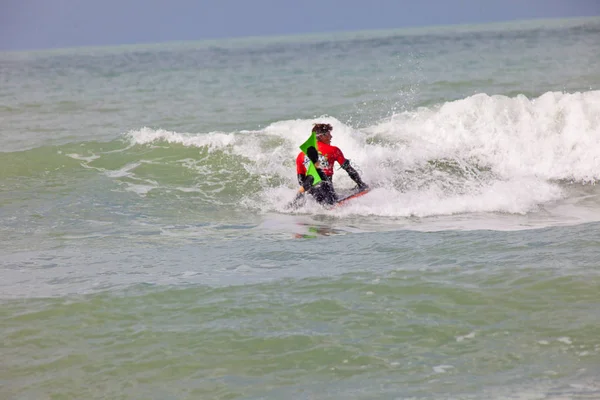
287;191;306;209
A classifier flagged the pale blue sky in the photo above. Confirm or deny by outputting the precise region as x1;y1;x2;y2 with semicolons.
1;0;599;50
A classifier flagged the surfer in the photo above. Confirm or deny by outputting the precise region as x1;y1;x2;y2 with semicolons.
294;123;368;206
295;145;337;205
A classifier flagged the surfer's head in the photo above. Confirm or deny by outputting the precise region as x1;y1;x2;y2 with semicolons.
313;123;333;144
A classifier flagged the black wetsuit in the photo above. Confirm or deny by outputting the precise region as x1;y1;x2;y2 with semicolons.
298;159;368;206
297;169;337;205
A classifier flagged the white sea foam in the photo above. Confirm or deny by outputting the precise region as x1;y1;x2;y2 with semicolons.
123;182;156;196
104;162;141;178
65;153;100;162
379;91;600;182
557;337;573;345
126;127;238;149
433;364;454;373
123;91;600;221
456;331;476;342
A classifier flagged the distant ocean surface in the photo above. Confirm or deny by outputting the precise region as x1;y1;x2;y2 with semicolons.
2;17;600;399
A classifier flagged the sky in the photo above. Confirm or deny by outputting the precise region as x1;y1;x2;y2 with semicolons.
1;0;599;51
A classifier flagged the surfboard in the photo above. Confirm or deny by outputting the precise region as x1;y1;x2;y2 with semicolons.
287;188;370;210
331;188;370;208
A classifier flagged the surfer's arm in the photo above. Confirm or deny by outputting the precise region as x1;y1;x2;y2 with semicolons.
341;160;368;189
298;174;314;192
297;173;305;186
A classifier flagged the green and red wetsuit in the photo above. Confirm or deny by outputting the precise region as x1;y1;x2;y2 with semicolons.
296;142;366;205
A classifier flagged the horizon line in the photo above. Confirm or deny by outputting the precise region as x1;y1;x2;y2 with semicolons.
2;14;598;54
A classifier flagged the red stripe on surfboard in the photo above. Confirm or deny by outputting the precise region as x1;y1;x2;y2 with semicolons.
332;189;370;208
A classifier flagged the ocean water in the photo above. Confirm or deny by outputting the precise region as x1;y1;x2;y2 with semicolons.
2;16;600;399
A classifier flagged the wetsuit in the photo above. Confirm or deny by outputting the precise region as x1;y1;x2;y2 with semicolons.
297;164;336;205
295;142;367;205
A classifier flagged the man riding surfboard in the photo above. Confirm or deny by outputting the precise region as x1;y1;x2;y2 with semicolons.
293;123;368;207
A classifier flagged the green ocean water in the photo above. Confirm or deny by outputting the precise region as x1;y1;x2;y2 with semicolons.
2;17;600;399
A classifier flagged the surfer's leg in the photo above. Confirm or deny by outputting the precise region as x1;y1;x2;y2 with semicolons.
325;182;337;204
314;181;336;205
